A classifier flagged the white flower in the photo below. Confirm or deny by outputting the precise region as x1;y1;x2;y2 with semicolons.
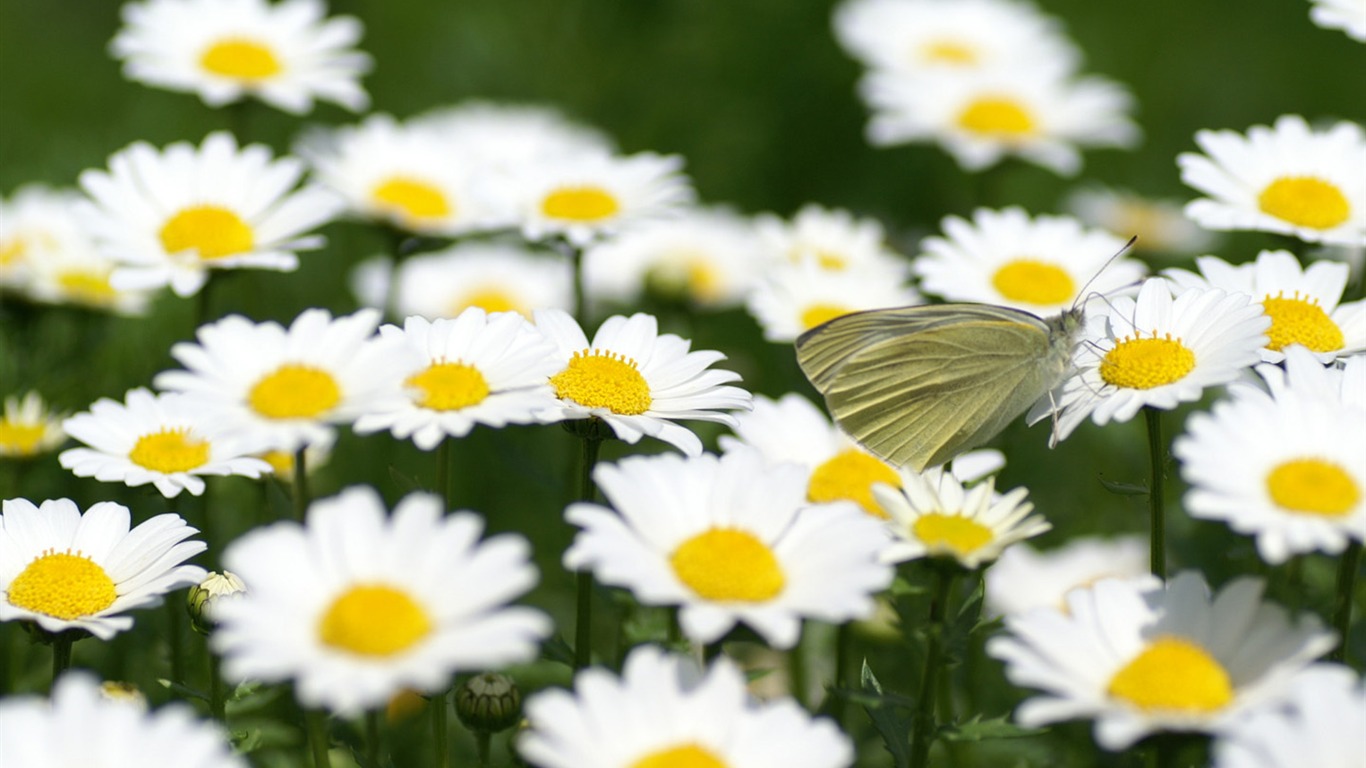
0;498;206;640
516;152;694;246
353;310;564;450
1308;0;1366;42
0;391;67;459
1179;115;1366;246
534;309;751;456
154;308;417;453
564;450;894;649
1064;186;1220;255
984;535;1149;618
1044;279;1269;443
110;0;370;114
77;131;343;297
755;204;910;277
914;206;1145;314
986;571;1337;750
1214;664;1366;768
0;672;247;767
213;486;551;716
746;259;922;343
518;645;854;768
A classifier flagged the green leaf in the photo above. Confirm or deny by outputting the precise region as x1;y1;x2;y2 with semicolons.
888;576;927;597
387;464;424;494
540;634;577;667
1098;476;1149;496
939;714;1047;742
860;660;913;768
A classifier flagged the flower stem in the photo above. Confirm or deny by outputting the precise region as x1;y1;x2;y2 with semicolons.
365;709;382;768
432;685;450;768
910;564;956;768
476;731;492;766
574;434;604;670
50;632;73;687
831;622;851;725
208;650;226;721
293;446;311;522
1144;407;1167;580
305;709;331;768
1330;539;1363;663
788;623;808;708
436;437;453;512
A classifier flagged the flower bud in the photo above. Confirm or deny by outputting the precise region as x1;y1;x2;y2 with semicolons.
455;672;522;734
187;571;246;635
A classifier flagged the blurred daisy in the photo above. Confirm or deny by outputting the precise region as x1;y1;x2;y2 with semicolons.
755;204;910;277
353;310;563;450
1164;250;1366;362
564;450;893;649
518;645;853;768
255;431;332;482
1174;346;1366;564
213;486;551;716
1214;664;1366;768
22;234;156;316
1064;186;1219;255
746;259;922;342
988;571;1336;750
0;391;66;459
59;388;271;498
874;464;1048;568
1179;115;1366;246
110;0;371;114
77;131;343;297
351;242;573;320
0;498;206;640
154;308;415;452
984;535;1149;618
1308;0;1366;42
0;672;246;767
534;309;751;456
914;207;1145;314
1045;279;1269;444
516;152;694;246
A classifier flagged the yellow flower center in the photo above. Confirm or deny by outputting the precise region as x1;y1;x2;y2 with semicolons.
128;428;211;474
991;259;1076;306
670;528;786;602
540;186;621;223
631;744;729;768
813;250;849;270
260;450;295;477
800;303;852;331
0;421;47;456
451;286;527;317
1261;293;1344;353
549;350;652;415
920;39;979;66
957;96;1037;139
318;584;433;657
0;237;25;266
407;361;490;411
646;256;726;303
56;269;119;304
1266;458;1360;518
807;449;901;518
1107;636;1234;713
371;177;453;223
199;37;283;81
8;549;117;620
159;205;255;260
248;364;342;420
1256;176;1351;231
1099;333;1196;390
911;513;995;558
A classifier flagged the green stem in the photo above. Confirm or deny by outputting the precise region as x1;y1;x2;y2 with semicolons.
910;565;956;768
1144;407;1167;580
436;438;452;512
167;600;186;689
573;435;604;670
50;632;73;687
432;686;450;768
476;731;492;766
208;650;226;721
195;273;215;331
566;239;587;326
305;709;331;768
293;446;311;522
788;623;807;708
1330;540;1362;663
831;622;850;724
365;709;382;768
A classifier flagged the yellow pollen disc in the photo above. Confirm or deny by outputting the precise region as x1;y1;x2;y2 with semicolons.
159;205;255;260
956;96;1037;139
631;744;729;768
540;186;621;222
0;421;47;456
1107;636;1233;713
248;364;342;420
318;584;433;657
1261;293;1344;353
451;286;527;317
8;549;117;620
128;428;211;474
1099;333;1196;390
371;177;453;223
260;450;295;477
814;250;848;270
1257;176;1351;231
670;528;785;602
199;37;283;80
549;349;652;415
920;39;979;66
807;449;901;518
407;361;490;411
800;303;853;331
56;269;119;304
1266;458;1360;517
911;513;995;557
991;259;1076;306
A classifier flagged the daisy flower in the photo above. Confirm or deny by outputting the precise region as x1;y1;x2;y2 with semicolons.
153;308;416;453
110;0;371;114
0;391;66;459
518;645;853;768
255;430;332;482
1214;664;1366;768
515;152;694;247
1308;0;1366;42
986;571;1336;750
213;486;551;716
1045;279;1269;444
1179;115;1366;246
77;131;343;297
754;204;910;277
984;535;1149;618
564;450;894;649
873;464;1049;568
59;387;271;498
0;498;206;640
1164;250;1366;362
1064;186;1219;255
534;309;751;456
0;672;246;767
914;207;1145;314
412;101;614;169
1173;346;1366;564
353;310;564;450
746;259;922;342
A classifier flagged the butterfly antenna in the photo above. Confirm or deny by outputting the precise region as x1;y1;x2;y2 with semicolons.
1072;235;1139;312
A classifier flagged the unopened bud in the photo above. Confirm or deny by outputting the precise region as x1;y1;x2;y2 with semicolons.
455;672;522;734
187;571;246;635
